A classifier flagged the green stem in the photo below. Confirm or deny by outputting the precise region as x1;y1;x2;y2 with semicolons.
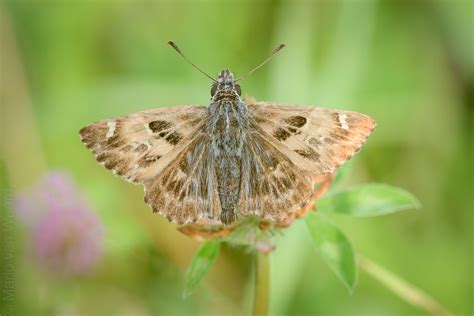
358;254;453;316
253;251;270;316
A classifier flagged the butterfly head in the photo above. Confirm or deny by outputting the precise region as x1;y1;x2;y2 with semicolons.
210;69;242;100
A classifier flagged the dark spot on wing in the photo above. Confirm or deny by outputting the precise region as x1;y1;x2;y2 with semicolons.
273;128;291;141
280;177;292;190
263;152;279;169
171;179;184;195
179;157;188;173
308;137;320;146
339;129;350;137
138;155;161;167
287;170;296;182
104;157;121;170
166;179;178;193
324;137;336;144
160;174;168;186
104;160;116;171
178;113;196;121
253;116;266;124
294;148;320;161
115;163;128;176
122;144;134;152
178;190;186;201
80;126;102;147
96;153;107;162
107;135;126;148
134;143;148;153
285;116;307;128
287;127;300;134
165;131;183;145
260;179;270;195
330;131;348;141
149;120;172;133
79;126;90;137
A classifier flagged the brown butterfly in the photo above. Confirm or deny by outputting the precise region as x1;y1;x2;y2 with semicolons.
79;42;375;226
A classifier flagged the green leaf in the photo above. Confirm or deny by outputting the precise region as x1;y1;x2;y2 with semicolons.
304;212;357;292
318;183;420;217
184;240;221;297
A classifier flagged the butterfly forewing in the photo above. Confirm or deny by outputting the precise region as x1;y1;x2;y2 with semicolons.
79;105;207;183
248;102;376;177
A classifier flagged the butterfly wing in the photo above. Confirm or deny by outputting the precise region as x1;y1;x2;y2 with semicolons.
80;102;375;225
238;130;314;223
144;128;313;225
247;102;376;177
143;132;221;224
79;105;207;183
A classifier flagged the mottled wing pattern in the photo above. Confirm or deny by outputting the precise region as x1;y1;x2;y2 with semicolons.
79;105;207;183
248;102;376;177
143;132;221;225
80;101;375;226
239;130;314;223
143;128;313;225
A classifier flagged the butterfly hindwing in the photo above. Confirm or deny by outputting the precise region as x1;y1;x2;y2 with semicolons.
239;130;314;223
248;102;376;177
142;123;314;225
143;132;221;224
79;105;207;183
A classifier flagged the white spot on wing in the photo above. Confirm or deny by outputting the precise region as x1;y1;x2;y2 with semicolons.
338;114;349;130
106;121;116;138
143;140;152;150
144;123;153;135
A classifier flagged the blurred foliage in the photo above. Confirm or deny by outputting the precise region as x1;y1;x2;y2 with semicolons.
319;183;420;217
1;0;472;315
305;211;357;293
185;240;221;298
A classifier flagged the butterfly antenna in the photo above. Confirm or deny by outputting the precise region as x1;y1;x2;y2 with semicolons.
168;41;216;82
236;43;286;82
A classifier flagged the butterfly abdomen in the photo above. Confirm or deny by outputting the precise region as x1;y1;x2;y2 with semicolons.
208;100;248;224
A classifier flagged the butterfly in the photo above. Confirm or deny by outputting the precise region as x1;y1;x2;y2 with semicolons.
79;42;375;226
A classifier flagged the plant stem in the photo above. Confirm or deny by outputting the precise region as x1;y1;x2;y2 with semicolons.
358;254;453;316
253;251;270;316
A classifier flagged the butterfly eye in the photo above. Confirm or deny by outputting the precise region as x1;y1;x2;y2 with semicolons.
210;84;218;96
235;84;241;96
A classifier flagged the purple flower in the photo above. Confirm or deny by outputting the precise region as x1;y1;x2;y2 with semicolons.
15;171;103;277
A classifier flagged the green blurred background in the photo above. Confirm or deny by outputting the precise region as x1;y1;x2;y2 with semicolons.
1;0;472;315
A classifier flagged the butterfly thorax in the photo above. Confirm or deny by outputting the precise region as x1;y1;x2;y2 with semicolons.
207;69;248;224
